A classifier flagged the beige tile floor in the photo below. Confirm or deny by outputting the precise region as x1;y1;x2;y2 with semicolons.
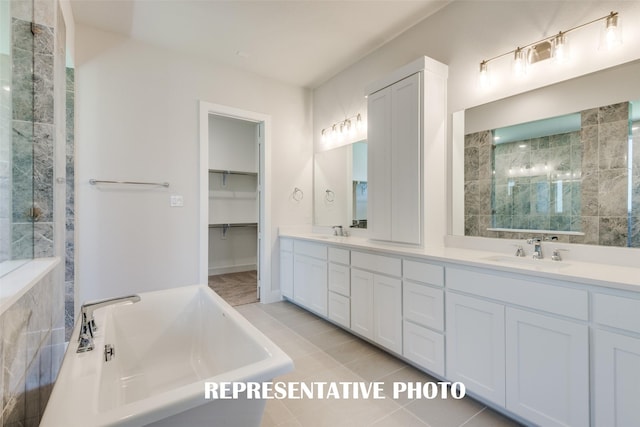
235;301;525;427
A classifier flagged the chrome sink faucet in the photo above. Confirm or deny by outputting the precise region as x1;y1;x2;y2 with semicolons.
332;225;344;236
77;295;140;353
527;238;543;259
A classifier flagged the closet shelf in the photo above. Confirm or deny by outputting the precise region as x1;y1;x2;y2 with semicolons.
209;223;258;228
209;169;258;176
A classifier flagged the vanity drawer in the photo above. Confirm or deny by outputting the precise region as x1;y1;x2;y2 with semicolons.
447;267;588;320
328;291;350;328
403;282;444;331
328;262;350;297
329;247;350;265
351;251;401;277
403;320;445;376
593;293;640;334
294;240;327;260
403;259;444;287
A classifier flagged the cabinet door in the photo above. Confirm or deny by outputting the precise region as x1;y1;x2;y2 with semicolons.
446;292;505;406
594;329;640;427
293;254;327;315
280;249;293;298
328;262;350;297
403;320;444;376
373;275;402;354
390;73;421;245
350;268;374;340
367;87;392;241
328;291;350;329
505;308;589;427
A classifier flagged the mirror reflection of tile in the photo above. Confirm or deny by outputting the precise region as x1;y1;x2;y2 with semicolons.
464;101;639;248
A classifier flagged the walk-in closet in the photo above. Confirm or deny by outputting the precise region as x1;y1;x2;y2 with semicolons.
208;114;260;306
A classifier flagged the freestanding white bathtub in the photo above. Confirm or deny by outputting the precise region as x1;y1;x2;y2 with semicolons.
41;285;293;427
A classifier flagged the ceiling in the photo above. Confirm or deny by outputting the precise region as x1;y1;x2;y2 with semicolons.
70;0;451;88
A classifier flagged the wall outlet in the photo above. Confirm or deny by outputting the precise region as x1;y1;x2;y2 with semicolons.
170;195;184;207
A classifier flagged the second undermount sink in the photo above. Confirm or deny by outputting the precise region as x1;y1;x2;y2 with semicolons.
481;255;571;270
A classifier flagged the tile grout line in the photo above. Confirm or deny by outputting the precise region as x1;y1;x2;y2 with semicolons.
458;406;487;427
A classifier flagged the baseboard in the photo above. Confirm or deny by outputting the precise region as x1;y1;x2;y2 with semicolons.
208;264;257;276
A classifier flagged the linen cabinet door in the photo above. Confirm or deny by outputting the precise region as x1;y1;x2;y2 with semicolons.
505;307;588;427
367;86;392;241
445;292;506;407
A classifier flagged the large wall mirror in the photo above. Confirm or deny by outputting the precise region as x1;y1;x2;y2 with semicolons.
314;141;367;229
452;59;640;248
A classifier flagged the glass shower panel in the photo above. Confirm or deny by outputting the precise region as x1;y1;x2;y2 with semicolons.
0;0;35;274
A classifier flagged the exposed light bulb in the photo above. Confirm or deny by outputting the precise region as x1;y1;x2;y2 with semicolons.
601;12;622;50
552;32;569;63
512;48;527;77
478;61;490;89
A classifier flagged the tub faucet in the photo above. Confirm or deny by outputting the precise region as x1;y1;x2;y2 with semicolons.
77;295;140;353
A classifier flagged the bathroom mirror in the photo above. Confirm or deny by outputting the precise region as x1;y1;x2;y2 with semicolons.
452;59;640;247
314;141;367;228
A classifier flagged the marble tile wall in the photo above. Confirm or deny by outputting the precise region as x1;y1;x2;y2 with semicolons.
0;264;65;427
64;67;74;340
465;102;634;247
2;0;69;425
0;52;10;262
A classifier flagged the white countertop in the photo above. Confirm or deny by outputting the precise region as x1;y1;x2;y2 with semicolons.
279;231;640;293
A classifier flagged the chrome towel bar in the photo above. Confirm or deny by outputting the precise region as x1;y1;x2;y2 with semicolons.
89;179;169;188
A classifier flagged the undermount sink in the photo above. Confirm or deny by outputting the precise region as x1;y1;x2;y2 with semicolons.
481;255;571;270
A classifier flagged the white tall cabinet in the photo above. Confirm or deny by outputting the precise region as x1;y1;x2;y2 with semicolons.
365;56;447;246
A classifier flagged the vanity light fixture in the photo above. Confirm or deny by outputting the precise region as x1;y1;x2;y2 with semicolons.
321;113;364;143
478;11;620;88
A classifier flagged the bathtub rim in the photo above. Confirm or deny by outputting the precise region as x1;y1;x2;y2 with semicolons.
41;284;294;427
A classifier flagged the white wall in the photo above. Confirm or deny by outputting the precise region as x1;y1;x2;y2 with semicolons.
75;25;312;303
314;1;640;136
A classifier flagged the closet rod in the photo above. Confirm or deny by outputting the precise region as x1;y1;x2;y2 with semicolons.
90;179;170;188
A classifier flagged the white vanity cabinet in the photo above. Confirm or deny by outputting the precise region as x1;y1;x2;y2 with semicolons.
328;247;351;328
367;73;421;244
350;251;402;353
366;56;448;246
592;293;640;427
292;241;327;316
402;259;445;376
446;267;589;427
279;238;293;298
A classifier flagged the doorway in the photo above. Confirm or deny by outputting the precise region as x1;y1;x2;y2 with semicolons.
199;102;272;305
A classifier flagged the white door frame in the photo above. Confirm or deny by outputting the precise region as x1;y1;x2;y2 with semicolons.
199;101;272;302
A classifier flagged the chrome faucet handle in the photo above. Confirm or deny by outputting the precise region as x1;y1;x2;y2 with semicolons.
551;248;568;261
513;244;525;257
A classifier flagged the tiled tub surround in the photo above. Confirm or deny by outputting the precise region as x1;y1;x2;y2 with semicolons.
465;102;634;247
1;258;65;427
279;231;640;426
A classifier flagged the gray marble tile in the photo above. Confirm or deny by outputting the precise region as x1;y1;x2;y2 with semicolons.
598;168;628;217
33;222;54;257
581;108;598;127
11;222;34;259
32;22;54;55
550;215;571;232
599;217;628;246
464;215;478;236
478;144;493;180
11;47;34;122
598;120;629;170
599;102;629;124
464;181;479;216
478;179;492;215
33;52;54;124
464;146;479;181
581;125;598;171
630;216;640;248
33;123;54;222
12;18;33;52
580;170;598;217
581;216;599;245
529;214;550;231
